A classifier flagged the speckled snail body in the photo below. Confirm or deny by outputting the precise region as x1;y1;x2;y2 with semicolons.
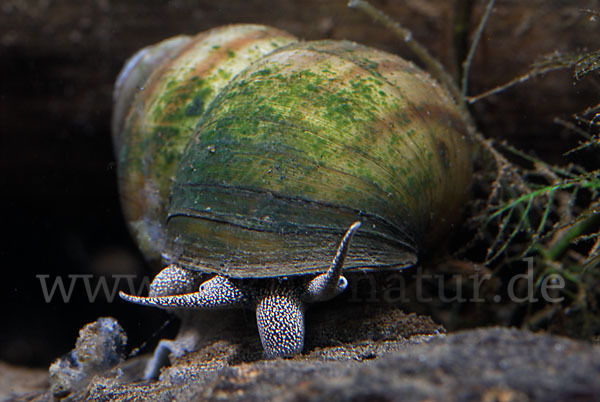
114;24;473;372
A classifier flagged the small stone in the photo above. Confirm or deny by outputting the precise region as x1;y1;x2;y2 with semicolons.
48;317;127;398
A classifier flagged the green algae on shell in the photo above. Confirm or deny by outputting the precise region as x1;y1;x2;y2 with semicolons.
112;25;298;260
158;39;474;278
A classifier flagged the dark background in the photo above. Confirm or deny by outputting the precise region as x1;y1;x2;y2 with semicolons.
1;0;599;367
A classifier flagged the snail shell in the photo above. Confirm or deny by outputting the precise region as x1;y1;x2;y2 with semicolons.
113;24;473;278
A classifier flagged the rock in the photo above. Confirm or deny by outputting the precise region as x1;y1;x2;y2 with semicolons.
48;317;127;399
80;327;600;402
10;312;600;401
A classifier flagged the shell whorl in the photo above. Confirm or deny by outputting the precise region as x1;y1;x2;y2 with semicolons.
113;25;473;277
112;25;298;261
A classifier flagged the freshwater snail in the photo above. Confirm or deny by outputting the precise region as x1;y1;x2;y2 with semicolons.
114;24;473;366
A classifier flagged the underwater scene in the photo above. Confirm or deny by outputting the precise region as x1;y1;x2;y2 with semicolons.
2;0;600;400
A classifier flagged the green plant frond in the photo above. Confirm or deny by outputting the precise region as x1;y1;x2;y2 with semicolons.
489;177;599;222
535;262;584;288
519;189;556;257
544;203;600;261
482;167;599;269
485;196;534;264
488;184;556;222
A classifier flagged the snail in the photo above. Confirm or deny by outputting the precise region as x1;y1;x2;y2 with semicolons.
114;24;473;369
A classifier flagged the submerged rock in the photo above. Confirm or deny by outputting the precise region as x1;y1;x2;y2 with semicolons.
10;308;600;401
48;317;127;399
81;327;600;402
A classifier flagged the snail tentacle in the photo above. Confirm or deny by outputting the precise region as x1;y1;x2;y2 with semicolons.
302;221;361;303
256;289;305;358
119;275;249;309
